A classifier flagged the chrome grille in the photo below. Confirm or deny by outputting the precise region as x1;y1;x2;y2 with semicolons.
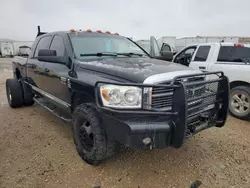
151;76;205;111
151;87;173;110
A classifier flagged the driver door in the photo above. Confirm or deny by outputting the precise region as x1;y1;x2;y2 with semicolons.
173;46;197;66
149;36;173;61
149;36;161;57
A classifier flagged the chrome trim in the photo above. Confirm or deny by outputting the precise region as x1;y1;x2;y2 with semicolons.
143;70;202;111
152;92;173;98
143;87;152;110
24;81;71;108
143;70;202;84
34;98;71;122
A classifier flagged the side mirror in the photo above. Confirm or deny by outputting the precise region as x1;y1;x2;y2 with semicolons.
38;49;66;64
161;51;173;61
38;49;56;57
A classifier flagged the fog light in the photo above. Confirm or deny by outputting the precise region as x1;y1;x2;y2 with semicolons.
142;137;151;145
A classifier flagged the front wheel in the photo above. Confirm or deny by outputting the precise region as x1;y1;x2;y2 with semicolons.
229;86;250;120
72;104;117;165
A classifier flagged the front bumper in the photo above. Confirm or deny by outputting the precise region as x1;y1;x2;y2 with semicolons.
95;71;229;149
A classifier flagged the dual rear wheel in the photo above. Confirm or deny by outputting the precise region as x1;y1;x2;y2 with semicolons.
6;78;34;108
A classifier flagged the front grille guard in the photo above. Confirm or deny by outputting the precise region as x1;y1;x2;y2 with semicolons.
95;71;229;147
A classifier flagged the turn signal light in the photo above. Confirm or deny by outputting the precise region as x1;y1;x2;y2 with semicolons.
96;30;102;33
105;31;111;34
70;29;76;32
87;29;92;32
114;32;119;35
101;89;109;101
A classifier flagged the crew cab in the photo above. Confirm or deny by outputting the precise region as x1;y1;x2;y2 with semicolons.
5;27;229;165
173;43;250;120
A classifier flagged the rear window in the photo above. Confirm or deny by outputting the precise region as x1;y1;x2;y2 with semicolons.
217;46;250;63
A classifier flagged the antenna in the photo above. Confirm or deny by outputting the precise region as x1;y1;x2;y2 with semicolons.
36;25;47;37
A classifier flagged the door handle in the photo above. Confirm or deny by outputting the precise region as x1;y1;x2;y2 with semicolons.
199;66;206;70
44;68;50;73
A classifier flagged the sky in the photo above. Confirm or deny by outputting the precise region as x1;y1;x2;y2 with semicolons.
1;0;250;41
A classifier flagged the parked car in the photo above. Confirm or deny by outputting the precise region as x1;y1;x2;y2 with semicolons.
5;27;229;165
173;42;250;120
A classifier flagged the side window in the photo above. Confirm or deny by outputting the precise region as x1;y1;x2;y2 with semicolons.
34;36;52;58
50;35;65;56
194;46;211;62
28;41;38;58
161;44;171;52
184;48;196;55
174;47;197;66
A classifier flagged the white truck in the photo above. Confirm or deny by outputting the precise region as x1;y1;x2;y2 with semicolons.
172;42;250;120
0;42;14;57
175;36;250;52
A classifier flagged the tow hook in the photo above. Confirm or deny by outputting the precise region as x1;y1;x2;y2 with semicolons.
142;137;152;145
199;113;210;122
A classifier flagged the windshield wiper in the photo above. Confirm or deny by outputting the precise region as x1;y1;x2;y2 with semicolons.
80;52;145;58
80;52;118;57
117;52;144;57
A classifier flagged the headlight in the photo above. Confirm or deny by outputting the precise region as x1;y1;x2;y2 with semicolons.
100;84;142;109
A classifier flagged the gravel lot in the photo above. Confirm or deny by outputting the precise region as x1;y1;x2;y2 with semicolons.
0;58;250;188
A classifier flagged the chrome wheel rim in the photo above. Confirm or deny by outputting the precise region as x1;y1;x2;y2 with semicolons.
231;93;250;114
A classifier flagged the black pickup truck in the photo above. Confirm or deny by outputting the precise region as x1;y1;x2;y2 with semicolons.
6;27;229;165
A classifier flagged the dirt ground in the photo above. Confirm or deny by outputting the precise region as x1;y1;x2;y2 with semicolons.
0;58;250;188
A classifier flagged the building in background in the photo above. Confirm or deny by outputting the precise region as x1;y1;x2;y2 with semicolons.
157;36;176;52
0;39;33;57
175;36;250;52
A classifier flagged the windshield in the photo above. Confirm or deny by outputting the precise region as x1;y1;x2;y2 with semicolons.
136;40;150;53
70;35;147;59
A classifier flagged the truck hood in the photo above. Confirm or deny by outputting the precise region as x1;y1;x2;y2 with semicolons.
78;57;200;83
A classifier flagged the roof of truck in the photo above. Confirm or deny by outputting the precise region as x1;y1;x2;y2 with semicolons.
37;30;124;39
188;42;250;47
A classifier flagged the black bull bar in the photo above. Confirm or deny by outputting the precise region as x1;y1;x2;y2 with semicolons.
95;71;229;148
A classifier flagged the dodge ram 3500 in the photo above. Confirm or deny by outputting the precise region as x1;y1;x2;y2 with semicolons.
6;27;229;165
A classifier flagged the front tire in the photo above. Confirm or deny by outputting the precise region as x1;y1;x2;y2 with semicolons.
6;78;24;108
229;86;250;120
72;104;116;165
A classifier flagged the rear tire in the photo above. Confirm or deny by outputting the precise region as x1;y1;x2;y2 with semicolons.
72;104;116;165
229;86;250;120
20;79;34;106
6;78;24;108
